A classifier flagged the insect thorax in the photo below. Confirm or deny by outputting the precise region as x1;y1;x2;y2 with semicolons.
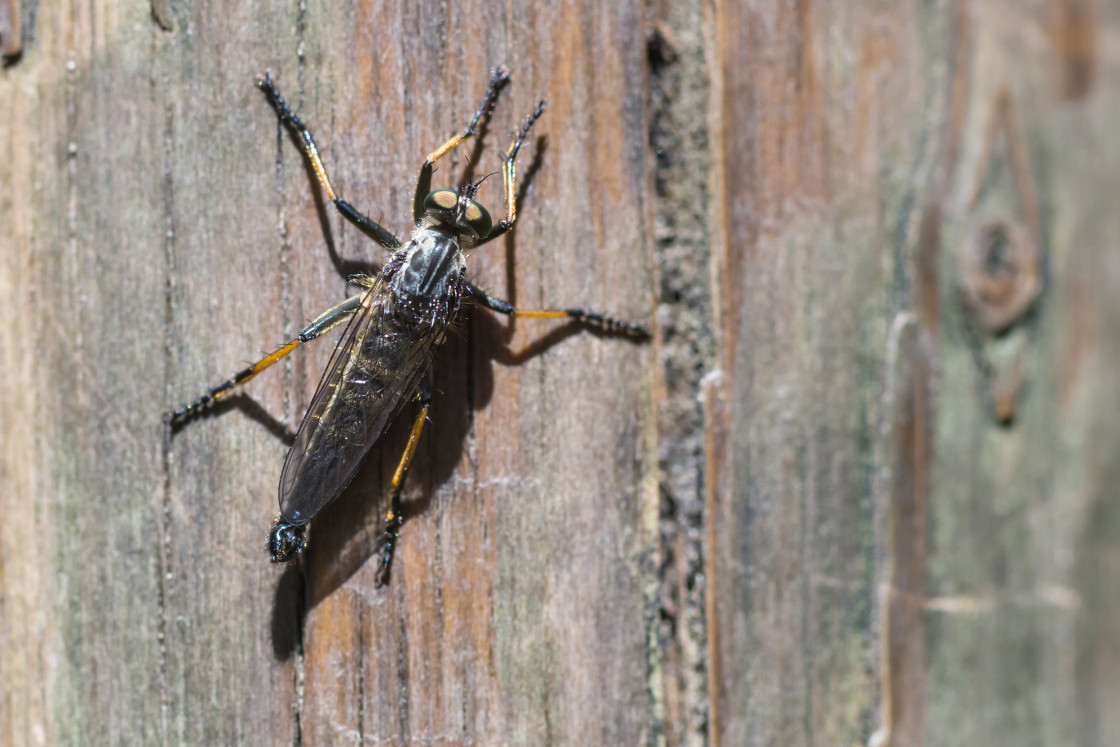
384;227;466;324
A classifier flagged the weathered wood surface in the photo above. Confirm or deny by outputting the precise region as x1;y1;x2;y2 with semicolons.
1;0;1118;745
707;1;1120;745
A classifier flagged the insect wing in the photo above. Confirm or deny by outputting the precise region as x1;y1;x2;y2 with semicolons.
278;288;437;526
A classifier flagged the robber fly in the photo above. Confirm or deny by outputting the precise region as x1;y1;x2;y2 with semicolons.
168;67;647;584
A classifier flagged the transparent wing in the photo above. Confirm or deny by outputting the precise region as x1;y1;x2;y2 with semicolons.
278;287;440;526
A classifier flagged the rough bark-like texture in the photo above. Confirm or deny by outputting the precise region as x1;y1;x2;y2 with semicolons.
2;1;1118;745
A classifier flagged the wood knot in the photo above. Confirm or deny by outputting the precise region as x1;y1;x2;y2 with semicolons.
958;218;1041;334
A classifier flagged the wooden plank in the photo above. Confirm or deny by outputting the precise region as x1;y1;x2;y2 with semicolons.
707;1;909;742
920;3;1119;744
3;0;658;743
159;2;305;743
277;3;658;744
0;1;171;742
708;0;1120;745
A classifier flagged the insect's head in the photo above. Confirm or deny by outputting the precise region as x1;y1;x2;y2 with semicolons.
423;183;493;241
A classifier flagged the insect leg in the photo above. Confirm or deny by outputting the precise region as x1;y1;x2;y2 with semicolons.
413;67;511;223
167;294;364;426
474;100;547;246
375;383;433;587
256;72;401;249
468;283;650;337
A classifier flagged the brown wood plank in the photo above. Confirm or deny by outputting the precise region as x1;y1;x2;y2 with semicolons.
2;0;658;744
708;1;1120;745
159;1;305;743
708;1;907;743
288;4;659;744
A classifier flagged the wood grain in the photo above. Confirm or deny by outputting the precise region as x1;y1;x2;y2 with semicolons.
2;1;1119;745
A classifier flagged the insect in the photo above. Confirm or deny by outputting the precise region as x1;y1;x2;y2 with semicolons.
168;67;648;584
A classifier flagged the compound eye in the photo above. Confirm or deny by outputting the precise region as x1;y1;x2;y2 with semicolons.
424;189;459;214
463;200;492;238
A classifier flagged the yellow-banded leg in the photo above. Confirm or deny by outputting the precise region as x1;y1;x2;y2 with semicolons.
412;66;511;223
476;99;547;246
166;293;364;426
468;283;650;338
256;72;401;250
375;386;432;587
